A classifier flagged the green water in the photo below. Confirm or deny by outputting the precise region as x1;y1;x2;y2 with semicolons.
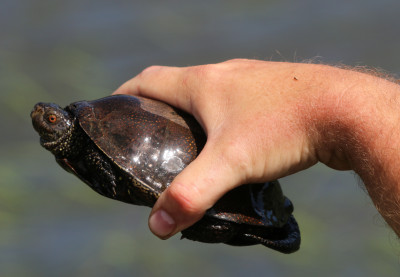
1;0;399;276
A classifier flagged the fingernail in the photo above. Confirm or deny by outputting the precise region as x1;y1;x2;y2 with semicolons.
149;210;176;238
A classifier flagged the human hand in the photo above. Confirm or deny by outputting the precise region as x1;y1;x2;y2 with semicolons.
113;59;400;238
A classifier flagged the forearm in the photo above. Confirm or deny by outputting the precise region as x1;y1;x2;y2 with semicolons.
309;65;400;236
345;78;400;237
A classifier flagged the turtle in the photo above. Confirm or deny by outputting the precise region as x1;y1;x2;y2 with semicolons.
31;94;301;253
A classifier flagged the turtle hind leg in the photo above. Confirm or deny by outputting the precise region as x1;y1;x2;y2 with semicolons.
181;217;237;244
225;216;301;253
180;215;301;254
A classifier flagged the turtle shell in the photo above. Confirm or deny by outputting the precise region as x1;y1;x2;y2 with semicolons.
70;95;204;195
69;95;293;228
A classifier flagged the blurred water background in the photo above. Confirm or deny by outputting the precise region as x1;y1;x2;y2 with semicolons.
1;0;400;276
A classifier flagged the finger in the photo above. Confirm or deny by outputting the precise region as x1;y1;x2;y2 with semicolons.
147;140;245;239
113;65;194;113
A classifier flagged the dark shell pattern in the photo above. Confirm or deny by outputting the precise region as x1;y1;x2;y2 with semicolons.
73;96;201;198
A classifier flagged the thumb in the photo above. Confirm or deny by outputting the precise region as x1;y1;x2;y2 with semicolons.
148;141;244;239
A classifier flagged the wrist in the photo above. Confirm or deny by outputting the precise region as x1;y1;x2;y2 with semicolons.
308;65;400;235
315;67;400;172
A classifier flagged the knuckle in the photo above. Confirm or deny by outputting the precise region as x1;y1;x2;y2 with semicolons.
226;147;250;173
139;65;163;77
201;64;224;83
179;64;224;112
216;136;253;180
166;182;204;217
223;58;249;64
184;64;223;86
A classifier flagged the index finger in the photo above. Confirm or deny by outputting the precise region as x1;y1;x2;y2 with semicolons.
113;65;193;113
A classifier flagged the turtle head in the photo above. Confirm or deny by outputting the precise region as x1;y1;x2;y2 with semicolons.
31;102;73;147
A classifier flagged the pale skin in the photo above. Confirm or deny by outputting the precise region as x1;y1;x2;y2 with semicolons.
113;59;400;239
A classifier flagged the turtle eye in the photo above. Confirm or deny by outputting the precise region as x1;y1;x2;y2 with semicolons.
48;114;57;123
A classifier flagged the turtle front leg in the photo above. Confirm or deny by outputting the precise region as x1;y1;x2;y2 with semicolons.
82;146;118;198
